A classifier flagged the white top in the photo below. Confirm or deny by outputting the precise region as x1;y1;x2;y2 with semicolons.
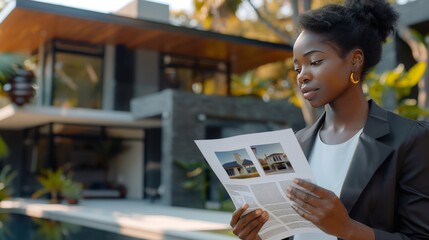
294;128;363;240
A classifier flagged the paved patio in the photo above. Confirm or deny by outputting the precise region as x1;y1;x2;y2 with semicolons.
0;198;237;240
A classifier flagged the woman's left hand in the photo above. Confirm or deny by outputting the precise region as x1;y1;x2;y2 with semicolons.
287;179;355;239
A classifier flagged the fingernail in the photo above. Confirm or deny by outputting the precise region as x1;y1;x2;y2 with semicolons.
262;211;269;220
287;187;292;193
286;193;291;199
293;179;299;184
255;209;261;215
241;203;248;209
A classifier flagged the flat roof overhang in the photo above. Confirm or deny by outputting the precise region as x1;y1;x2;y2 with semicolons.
0;104;161;130
0;0;293;74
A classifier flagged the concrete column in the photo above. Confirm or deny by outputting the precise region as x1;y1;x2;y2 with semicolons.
102;44;116;110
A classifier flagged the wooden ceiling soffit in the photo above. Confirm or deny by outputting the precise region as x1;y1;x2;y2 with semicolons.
0;0;292;73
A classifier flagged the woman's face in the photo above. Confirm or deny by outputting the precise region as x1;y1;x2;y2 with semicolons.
293;30;355;108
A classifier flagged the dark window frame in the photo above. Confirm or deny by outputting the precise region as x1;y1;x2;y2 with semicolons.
47;39;105;108
159;53;231;95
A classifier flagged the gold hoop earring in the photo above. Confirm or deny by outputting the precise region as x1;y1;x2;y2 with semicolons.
350;72;360;84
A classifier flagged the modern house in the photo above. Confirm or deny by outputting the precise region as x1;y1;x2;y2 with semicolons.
223;160;258;178
264;153;291;171
0;0;304;208
222;153;258;178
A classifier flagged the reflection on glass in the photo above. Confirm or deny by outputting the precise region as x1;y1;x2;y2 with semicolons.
202;72;227;95
53;52;102;109
162;55;228;96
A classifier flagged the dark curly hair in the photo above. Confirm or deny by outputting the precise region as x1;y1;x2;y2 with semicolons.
298;0;398;78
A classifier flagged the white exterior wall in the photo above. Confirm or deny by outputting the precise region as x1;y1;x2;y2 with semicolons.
266;154;286;166
116;0;169;23
115;0;138;18
107;128;144;199
109;141;143;199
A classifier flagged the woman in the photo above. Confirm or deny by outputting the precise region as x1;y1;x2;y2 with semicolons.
230;0;429;239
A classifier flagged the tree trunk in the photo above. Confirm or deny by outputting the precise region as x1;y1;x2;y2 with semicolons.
245;0;294;44
247;0;317;126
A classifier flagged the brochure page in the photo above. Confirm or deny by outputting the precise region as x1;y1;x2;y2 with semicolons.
195;129;321;240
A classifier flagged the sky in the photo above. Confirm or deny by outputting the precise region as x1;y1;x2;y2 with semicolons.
215;149;252;165
251;143;285;160
35;0;193;13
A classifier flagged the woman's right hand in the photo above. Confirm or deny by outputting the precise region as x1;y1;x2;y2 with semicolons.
230;204;269;240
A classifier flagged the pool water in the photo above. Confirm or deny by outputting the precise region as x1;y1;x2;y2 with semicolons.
0;213;146;240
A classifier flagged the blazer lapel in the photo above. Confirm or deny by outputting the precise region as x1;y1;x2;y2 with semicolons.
297;113;325;159
340;100;393;212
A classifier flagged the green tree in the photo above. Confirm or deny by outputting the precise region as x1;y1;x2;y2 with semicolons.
366;62;428;119
186;0;429;123
187;1;357;125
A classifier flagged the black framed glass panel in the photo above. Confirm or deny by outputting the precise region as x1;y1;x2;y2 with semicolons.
50;40;104;109
161;55;229;96
53;52;103;108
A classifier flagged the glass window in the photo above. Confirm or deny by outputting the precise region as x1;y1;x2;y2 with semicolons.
201;72;227;95
161;55;229;96
53;52;103;109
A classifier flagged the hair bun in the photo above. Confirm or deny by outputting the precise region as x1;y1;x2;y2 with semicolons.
345;0;398;41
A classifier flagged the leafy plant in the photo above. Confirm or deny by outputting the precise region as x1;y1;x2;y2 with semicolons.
0;53;37;106
32;168;84;204
365;62;428;119
0;165;17;202
32;169;66;204
175;160;234;211
175;160;210;208
0;53;27;85
61;179;82;204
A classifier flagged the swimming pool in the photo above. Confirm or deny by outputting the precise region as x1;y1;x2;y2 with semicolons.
0;212;146;240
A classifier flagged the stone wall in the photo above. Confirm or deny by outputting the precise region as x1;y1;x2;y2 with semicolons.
131;89;304;207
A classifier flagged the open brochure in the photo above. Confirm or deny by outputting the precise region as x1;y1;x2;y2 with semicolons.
195;129;322;240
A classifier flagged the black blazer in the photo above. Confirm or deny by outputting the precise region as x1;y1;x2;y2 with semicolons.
294;100;429;240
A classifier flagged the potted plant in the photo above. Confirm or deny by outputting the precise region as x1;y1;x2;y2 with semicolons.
61;179;82;205
32;169;66;204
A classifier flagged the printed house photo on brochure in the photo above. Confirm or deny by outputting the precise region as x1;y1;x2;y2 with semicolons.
251;143;295;175
215;149;260;179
